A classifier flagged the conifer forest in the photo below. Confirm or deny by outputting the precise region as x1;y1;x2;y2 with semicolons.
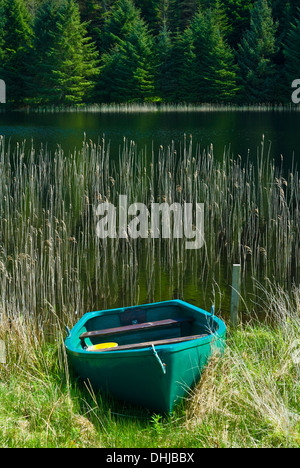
0;0;300;107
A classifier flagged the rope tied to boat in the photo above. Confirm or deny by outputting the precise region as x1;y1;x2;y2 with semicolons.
152;344;167;375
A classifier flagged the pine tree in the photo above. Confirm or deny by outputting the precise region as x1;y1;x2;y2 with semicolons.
155;25;174;101
284;8;300;99
271;0;295;102
156;0;170;30
180;9;238;102
97;0;155;102
0;0;6;57
26;0;99;106
273;0;300;32
77;0;110;51
272;1;300;54
236;0;278;103
168;0;199;32
138;0;161;34
100;0;140;52
0;0;32;106
25;1;59;105
155;27;188;102
178;26;198;102
221;0;254;48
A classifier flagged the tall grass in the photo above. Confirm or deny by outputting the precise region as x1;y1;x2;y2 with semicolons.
185;283;300;448
0;283;299;447
26;102;300;113
0;134;299;329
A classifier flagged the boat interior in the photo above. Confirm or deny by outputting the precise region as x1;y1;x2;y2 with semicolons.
78;302;219;352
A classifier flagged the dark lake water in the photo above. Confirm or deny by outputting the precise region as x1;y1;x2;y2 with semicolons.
0;110;299;170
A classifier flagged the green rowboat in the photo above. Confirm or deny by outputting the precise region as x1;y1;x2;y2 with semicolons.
65;300;226;413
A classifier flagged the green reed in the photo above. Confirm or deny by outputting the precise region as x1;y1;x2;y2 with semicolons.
0;134;298;329
28;102;300;113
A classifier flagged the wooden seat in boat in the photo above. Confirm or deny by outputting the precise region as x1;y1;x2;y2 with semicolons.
91;333;209;352
80;317;194;347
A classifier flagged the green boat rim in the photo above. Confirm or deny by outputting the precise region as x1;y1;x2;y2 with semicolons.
65;299;226;357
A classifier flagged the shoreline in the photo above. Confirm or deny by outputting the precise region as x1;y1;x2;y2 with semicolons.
1;102;300;114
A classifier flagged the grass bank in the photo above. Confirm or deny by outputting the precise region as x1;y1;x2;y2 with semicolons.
0;283;299;448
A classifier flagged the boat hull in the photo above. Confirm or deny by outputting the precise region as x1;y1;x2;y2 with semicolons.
65;300;226;413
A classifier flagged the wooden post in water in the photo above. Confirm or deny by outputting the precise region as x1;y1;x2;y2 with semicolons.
0;340;6;364
230;264;241;327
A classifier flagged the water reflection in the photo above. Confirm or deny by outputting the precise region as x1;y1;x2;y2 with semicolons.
0;110;298;170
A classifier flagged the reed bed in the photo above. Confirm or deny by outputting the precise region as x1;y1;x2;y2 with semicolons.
0;134;299;331
25;102;300;114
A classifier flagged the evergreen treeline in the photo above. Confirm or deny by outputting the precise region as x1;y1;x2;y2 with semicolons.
0;0;300;107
